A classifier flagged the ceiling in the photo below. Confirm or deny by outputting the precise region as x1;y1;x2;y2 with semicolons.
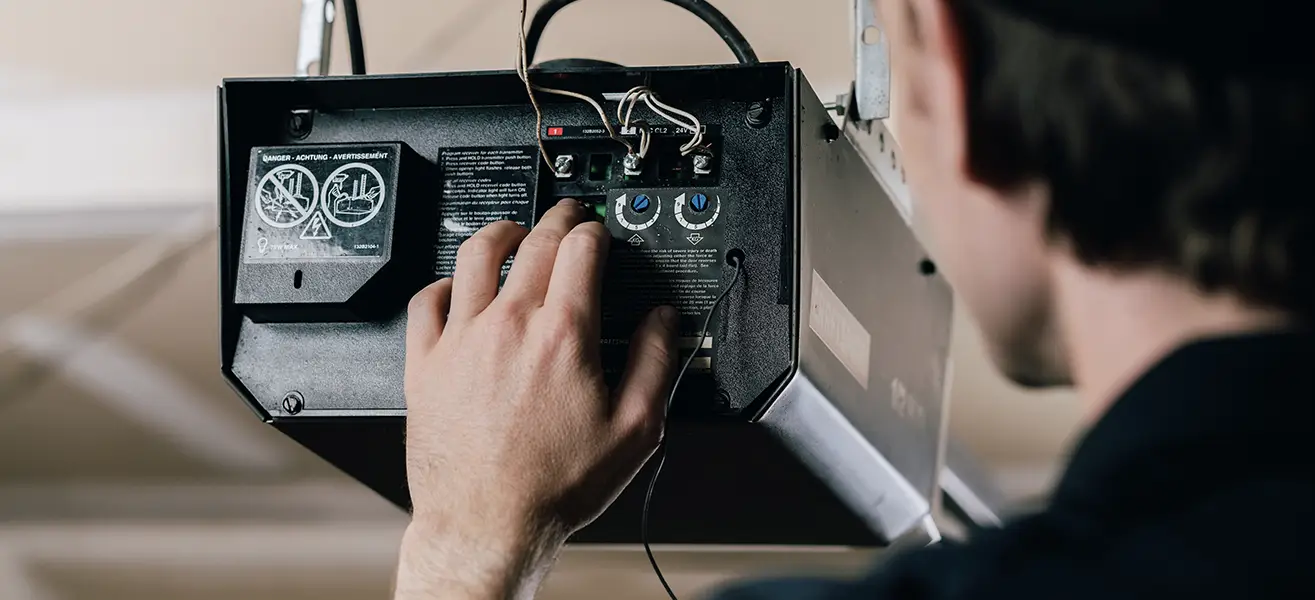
0;1;1084;598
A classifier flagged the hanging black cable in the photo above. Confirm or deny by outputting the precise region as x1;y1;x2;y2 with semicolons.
641;254;744;600
524;0;759;67
342;0;367;74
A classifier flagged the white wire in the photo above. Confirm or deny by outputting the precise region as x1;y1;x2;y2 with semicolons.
647;95;702;135
515;1;553;170
645;98;702;154
618;87;654;158
516;1;701;164
616;86;705;156
516;0;632;159
618;86;648;125
645;97;700;133
531;84;635;155
642;95;702;154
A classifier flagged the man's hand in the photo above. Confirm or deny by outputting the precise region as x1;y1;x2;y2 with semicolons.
396;199;679;600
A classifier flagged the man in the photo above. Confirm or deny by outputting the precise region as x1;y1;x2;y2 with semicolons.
395;0;1313;597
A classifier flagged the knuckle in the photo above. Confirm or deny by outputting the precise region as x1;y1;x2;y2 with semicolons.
496;220;530;240
457;236;496;262
459;222;525;261
625;408;664;445
483;310;524;346
407;288;435;314
520;230;564;255
562;222;609;254
531;310;588;357
634;331;675;368
489;302;527;328
496;293;540;317
540;308;582;340
407;279;450;314
488;219;526;235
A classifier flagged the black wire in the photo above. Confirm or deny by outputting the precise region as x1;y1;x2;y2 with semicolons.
524;0;760;67
342;0;367;74
641;255;743;600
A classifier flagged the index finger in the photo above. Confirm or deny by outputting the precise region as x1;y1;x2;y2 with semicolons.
544;220;610;320
405;278;453;356
501;199;586;305
449;220;528;320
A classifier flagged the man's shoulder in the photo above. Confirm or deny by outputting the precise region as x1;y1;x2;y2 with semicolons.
707;475;1315;600
704;518;1078;600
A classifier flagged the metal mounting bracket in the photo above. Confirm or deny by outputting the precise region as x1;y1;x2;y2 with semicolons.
296;0;336;77
853;0;892;122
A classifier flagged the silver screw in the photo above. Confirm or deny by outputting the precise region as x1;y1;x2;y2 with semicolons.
282;391;304;415
623;153;642;173
553;154;574;176
693;154;712;173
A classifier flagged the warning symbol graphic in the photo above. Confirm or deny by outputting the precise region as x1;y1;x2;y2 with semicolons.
299;212;333;240
256;164;318;229
322;162;386;228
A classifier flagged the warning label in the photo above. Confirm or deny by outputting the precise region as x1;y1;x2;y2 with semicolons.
243;145;397;262
436;147;538;277
601;189;726;375
603;247;724;316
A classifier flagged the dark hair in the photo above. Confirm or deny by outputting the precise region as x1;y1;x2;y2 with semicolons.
947;0;1314;317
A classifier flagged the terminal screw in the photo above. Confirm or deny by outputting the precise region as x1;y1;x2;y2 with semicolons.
623;153;643;176
553;154;575;178
692;154;713;175
282;391;304;415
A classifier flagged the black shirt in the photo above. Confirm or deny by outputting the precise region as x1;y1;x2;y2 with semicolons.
711;331;1314;599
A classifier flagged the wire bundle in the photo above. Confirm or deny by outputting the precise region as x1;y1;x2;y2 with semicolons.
617;86;706;157
516;1;713;169
517;0;635;169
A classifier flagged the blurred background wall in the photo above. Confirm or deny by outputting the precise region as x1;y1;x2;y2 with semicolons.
0;1;1084;598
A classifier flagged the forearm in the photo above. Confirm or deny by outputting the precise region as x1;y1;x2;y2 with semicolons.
394;517;566;600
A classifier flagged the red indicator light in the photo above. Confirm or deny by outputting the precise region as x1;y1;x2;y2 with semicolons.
547;127;564;137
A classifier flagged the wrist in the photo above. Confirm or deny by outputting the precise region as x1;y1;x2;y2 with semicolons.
395;513;567;600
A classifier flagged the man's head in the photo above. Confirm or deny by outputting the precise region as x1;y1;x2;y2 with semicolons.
874;0;1314;387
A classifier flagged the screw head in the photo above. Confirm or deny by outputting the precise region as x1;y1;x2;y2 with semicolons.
282;391;304;415
623;153;642;171
713;390;734;414
745;101;771;128
693;154;712;171
822;121;842;143
553;154;574;174
287;110;312;139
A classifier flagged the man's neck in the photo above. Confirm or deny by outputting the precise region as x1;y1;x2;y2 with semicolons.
1051;260;1292;420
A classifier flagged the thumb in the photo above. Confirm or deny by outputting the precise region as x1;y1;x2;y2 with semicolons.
613;306;679;436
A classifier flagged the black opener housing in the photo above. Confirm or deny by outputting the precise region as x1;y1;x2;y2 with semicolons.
220;63;951;546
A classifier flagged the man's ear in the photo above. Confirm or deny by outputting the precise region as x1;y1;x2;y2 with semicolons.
903;0;969;170
900;0;962;115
